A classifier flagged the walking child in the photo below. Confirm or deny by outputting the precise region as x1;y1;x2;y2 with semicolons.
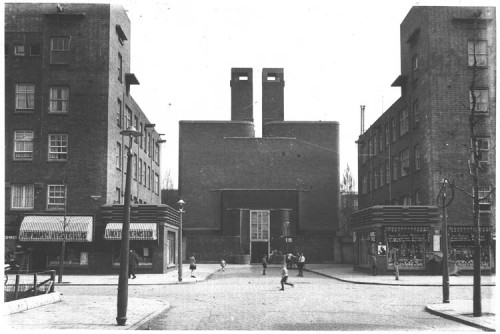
279;262;294;290
262;254;268;275
220;258;226;272
189;253;197;278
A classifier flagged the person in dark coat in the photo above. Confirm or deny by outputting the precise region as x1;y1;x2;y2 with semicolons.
128;249;140;279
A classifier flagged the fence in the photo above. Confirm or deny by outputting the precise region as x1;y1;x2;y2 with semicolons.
4;270;56;302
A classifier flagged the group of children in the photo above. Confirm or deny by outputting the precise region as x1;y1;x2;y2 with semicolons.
217;250;305;291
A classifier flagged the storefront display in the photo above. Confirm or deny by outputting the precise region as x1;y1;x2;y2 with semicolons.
449;226;492;270
385;227;428;270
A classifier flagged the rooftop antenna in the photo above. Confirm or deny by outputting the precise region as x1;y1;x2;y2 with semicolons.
360;105;365;135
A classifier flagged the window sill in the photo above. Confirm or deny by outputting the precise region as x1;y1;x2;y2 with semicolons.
13;159;33;162
10;208;34;211
14;110;35;114
48;111;69;115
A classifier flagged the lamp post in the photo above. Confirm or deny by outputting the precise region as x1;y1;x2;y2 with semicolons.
285;221;290;253
116;126;142;326
58;183;68;284
440;192;450;303
177;199;185;282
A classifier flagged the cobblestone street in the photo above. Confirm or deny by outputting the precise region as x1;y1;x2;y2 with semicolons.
54;265;492;331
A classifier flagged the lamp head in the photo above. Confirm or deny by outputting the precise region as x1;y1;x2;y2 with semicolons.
120;126;142;138
177;199;185;210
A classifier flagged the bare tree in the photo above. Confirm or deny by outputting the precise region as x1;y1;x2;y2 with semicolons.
341;164;356;193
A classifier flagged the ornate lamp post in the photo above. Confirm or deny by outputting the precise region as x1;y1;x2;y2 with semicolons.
116;126;142;326
177;199;185;282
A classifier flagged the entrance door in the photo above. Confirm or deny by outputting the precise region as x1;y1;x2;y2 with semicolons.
249;210;270;263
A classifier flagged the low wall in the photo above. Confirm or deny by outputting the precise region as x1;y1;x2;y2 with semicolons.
3;292;62;315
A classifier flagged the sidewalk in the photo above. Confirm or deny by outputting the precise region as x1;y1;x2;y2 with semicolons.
2;264;496;331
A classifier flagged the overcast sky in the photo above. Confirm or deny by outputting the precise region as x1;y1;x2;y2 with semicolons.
4;0;497;189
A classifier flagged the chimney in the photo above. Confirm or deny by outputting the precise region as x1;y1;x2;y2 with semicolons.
230;68;253;122
262;68;284;134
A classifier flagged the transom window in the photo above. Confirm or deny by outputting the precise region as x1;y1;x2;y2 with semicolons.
49;87;69;113
16;84;35;110
250;210;270;241
14;130;34;160
468;41;487;67
48;134;68;161
11;184;34;209
47;184;66;210
50;37;70;64
470;89;489;113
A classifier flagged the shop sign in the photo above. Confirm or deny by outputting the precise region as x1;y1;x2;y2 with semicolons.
5;235;18;240
105;229;154;239
20;230;88;241
387;232;425;242
450;232;488;243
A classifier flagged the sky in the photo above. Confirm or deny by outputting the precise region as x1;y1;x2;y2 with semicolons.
4;0;498;189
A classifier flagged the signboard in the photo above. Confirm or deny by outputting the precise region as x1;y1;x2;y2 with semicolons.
19;230;88;241
433;234;441;251
387;232;425;242
104;229;154;240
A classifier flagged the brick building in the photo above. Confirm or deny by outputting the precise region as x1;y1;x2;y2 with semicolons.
179;68;340;263
4;3;177;274
353;6;495;274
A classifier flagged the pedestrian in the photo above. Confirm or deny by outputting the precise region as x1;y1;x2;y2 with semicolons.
220;258;226;272
262;254;268;275
297;252;305;277
189;253;197;278
279;262;294;290
286;253;296;269
128;249;140;279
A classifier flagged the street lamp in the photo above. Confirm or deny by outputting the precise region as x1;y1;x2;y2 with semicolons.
177;199;185;282
285;222;290;253
58;183;68;284
116;126;142;326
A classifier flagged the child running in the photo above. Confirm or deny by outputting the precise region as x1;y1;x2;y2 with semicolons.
220;259;226;272
280;261;294;290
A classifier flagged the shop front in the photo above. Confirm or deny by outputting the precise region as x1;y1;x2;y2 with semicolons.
448;226;493;272
351;206;441;275
17;215;93;272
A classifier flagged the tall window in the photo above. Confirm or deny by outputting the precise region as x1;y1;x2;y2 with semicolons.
373;168;378;190
362;175;367;195
250;210;270;241
468;41;487;67
385;161;390;184
392;155;398;181
16;84;35;111
415;190;421;205
50;37;70;64
14;130;34;160
470;89;489;113
125;106;132;128
385;123;390;147
155;142;160;164
402;195;412;206
379;164;384;187
118;52;123;82
379;130;384;151
47;184;66;210
48;134;68;161
373;133;378;156
148;133;152;157
399;109;409;136
49;87;69;113
142;162;147;185
154;173;159;194
134;117;139;143
147;166;151;189
413;100;420;125
138;158;143;184
133;154;138;179
391;118;397;142
414;144;421;171
116;142;122;170
117;99;122;127
115;188;121;204
139;123;143;148
400;149;410;177
368;136;373;158
361;144;367;164
11;184;34;209
411;54;418;80
477;138;489;163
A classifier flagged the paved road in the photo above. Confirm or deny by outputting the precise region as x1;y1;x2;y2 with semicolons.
57;265;491;331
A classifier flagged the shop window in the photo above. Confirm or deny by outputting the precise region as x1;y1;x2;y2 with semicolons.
387;230;425;268
112;243;153;266
449;227;491;269
47;250;88;266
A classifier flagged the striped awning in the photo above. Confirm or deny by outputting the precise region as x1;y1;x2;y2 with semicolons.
19;216;93;242
385;226;429;232
104;223;157;240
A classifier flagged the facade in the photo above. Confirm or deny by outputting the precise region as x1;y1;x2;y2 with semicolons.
4;3;176;274
336;190;358;264
179;68;340;263
354;6;496;274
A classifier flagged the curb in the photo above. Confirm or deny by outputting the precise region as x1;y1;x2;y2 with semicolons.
2;292;62;315
305;269;496;287
425;305;496;332
129;300;170;330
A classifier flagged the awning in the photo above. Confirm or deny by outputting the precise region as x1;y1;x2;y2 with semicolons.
19;216;93;242
385;226;429;232
104;223;157;240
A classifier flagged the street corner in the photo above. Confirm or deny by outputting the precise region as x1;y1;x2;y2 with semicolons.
425;301;496;332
